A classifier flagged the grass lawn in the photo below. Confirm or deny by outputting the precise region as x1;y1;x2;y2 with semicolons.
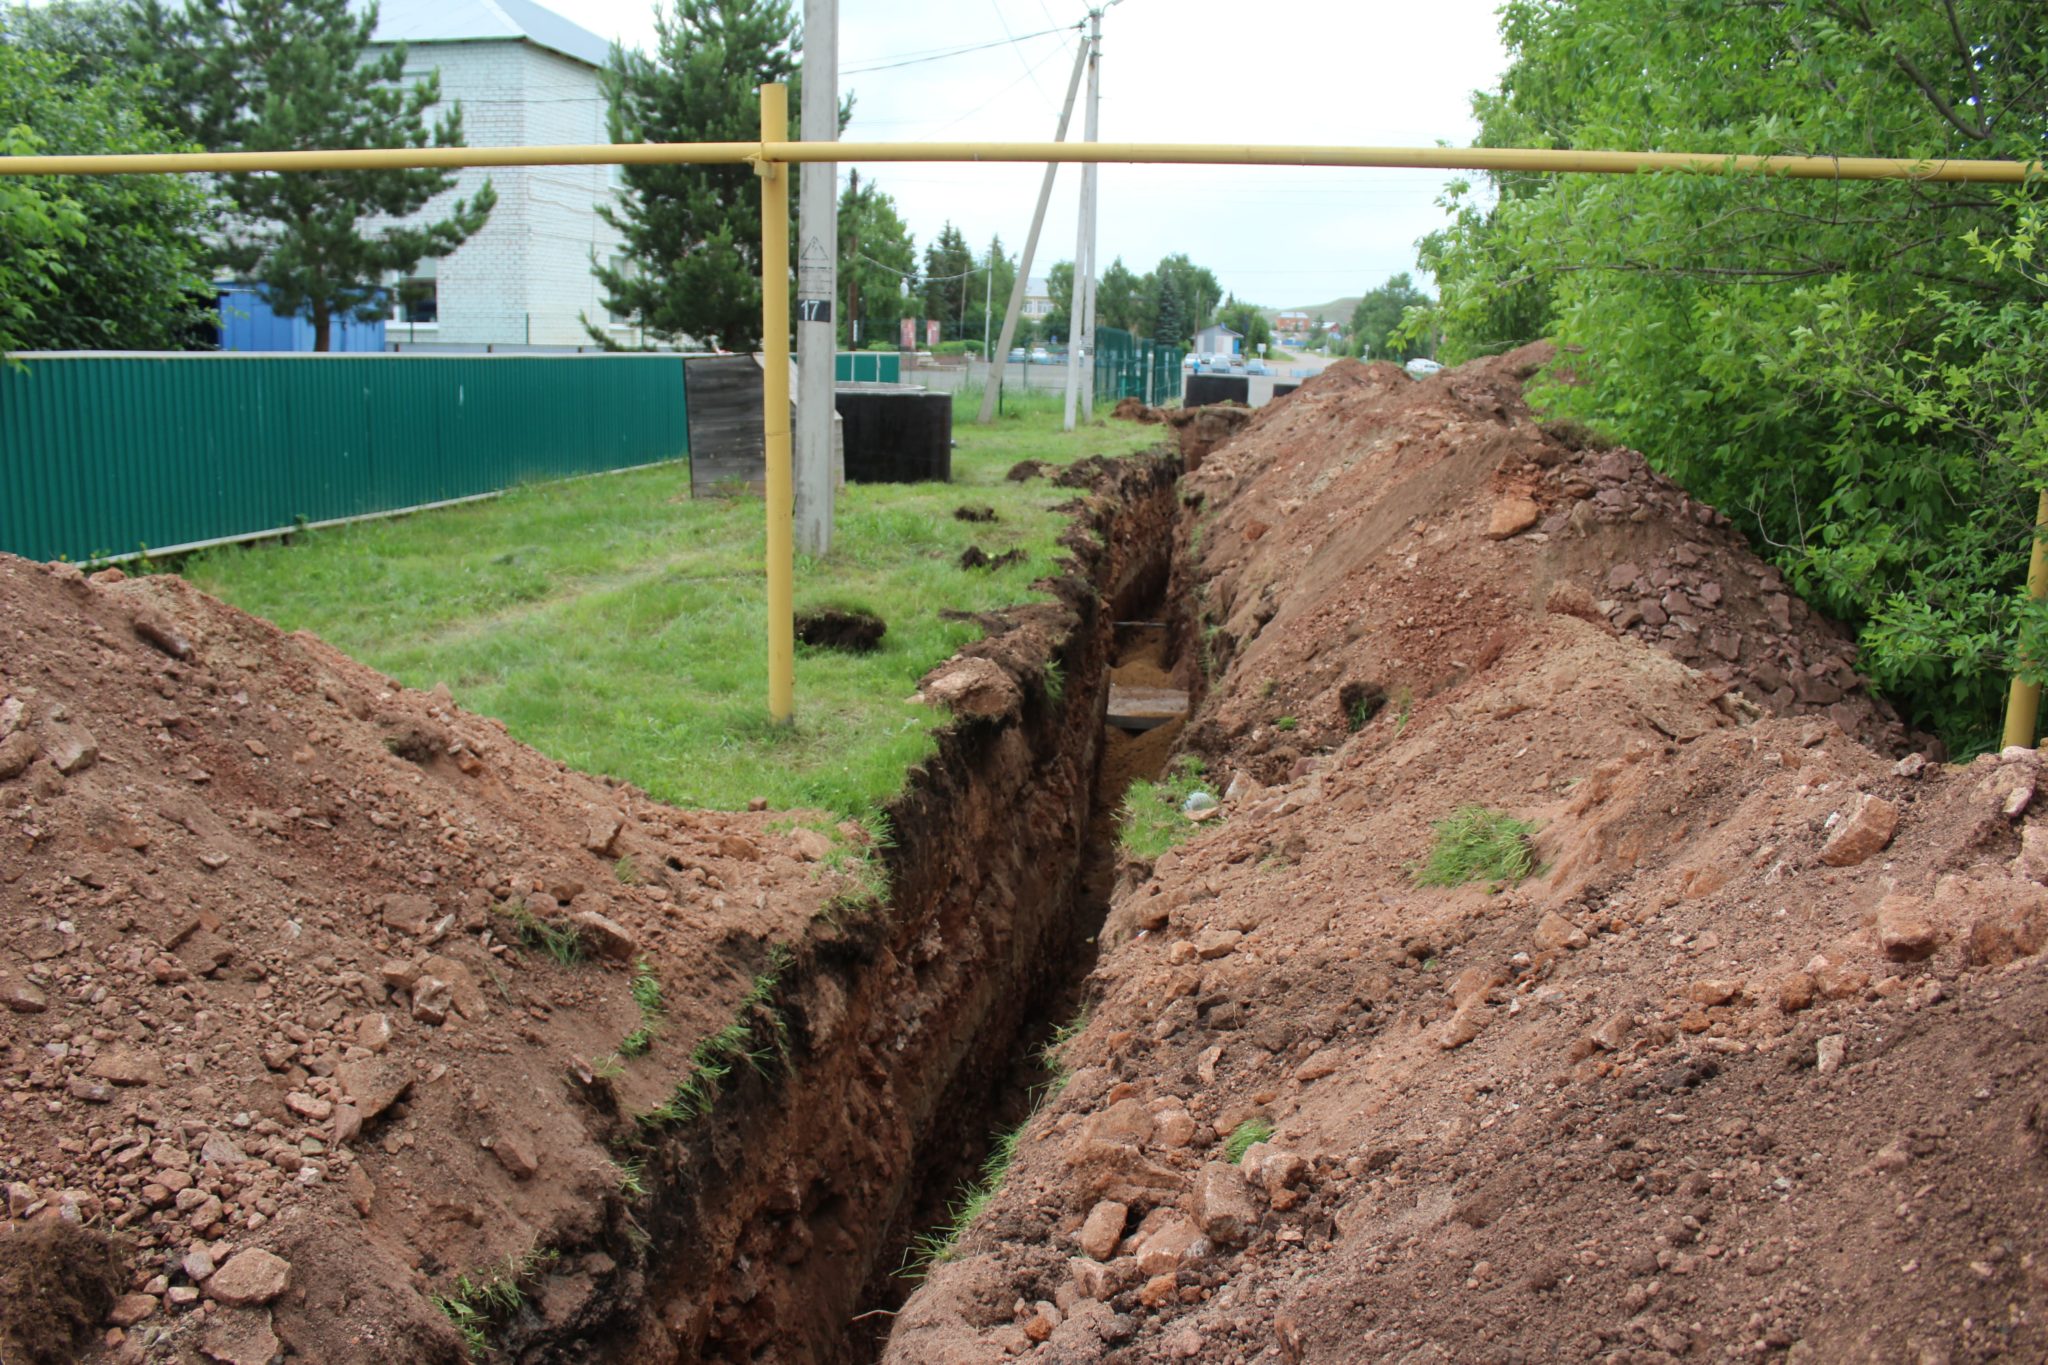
186;391;1162;818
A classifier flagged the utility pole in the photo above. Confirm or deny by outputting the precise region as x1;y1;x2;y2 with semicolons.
977;33;1087;427
982;238;994;365
1078;8;1102;423
1062;9;1101;432
794;0;837;557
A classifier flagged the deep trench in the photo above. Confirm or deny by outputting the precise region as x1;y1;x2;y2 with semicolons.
512;449;1192;1365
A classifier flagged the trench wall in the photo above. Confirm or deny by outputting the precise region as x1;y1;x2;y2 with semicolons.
500;448;1181;1362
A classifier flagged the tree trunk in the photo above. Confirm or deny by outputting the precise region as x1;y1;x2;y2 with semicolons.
312;303;332;353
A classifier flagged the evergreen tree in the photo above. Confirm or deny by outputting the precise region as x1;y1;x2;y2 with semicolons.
920;221;973;339
139;0;496;352
836;172;913;347
591;0;810;351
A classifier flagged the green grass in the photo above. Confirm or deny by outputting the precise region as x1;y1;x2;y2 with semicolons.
1409;806;1539;888
185;395;1160;818
618;958;664;1057
901;1121;1025;1277
1224;1117;1275;1163
494;899;583;966
1117;755;1221;861
432;1245;560;1360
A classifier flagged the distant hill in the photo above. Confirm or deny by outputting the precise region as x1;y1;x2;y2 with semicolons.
1258;297;1360;326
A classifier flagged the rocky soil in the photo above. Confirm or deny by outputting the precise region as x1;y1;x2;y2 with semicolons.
0;556;853;1363
883;352;2048;1363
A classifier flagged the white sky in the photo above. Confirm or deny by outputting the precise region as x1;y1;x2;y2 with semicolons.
564;0;1509;309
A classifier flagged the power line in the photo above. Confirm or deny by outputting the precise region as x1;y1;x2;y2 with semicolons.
842;22;1075;75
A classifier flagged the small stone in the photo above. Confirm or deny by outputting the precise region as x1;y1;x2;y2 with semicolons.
357;1013;393;1053
746;797;768;812
0;729;38;780
1132;1214;1208;1276
1534;910;1588;952
330;1105;363;1148
410;975;452;1025
1191;1161;1257;1245
1138;1274;1178;1308
167;1285;201;1308
1818;794;1898;867
132;614;193;660
45;726;99;775
1022;1303;1060;1343
1194;928;1242;960
199;1310;283;1365
108;1294;157;1328
1815;1034;1846;1076
1687;979;1742;1007
584;812;624;856
1485;496;1542;540
0;978;47;1013
572;909;638;962
1876;893;1944;961
1588;1013;1633;1051
1294;1049;1341;1081
183;1247;217;1282
1078;1200;1127;1261
67;1077;116;1104
337;1059;412;1120
284;1091;333;1122
87;1047;164;1087
205;1249;290;1307
378;895;436;937
489;1131;539;1180
1069;1257;1116;1301
200;1133;246;1166
1777;972;1816;1013
1871;1140;1911;1173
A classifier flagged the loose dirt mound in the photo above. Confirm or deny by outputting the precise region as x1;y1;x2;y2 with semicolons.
1181;346;1920;787
884;355;2048;1362
0;556;849;1362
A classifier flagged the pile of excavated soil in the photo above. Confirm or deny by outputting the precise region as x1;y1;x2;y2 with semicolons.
0;556;850;1363
884;354;2048;1362
1172;346;1922;788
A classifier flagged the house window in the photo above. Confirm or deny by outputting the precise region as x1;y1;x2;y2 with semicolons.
391;258;438;325
607;254;637;325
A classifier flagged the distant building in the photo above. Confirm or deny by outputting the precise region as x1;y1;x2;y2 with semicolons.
1193;322;1243;357
1274;310;1311;342
361;0;635;352
1022;276;1054;321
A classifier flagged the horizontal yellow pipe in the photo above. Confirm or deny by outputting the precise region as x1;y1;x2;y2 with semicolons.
0;140;2037;182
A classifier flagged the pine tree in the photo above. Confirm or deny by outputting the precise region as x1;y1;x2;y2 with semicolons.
920;222;972;340
139;0;496;352
591;0;807;351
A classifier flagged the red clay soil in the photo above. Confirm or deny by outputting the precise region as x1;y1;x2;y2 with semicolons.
0;556;851;1363
883;352;2048;1363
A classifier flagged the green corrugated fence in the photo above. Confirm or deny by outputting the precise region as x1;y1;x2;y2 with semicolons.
834;351;902;383
0;353;690;564
1093;327;1185;405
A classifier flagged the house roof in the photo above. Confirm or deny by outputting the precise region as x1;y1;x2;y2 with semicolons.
367;0;613;70
1198;322;1243;339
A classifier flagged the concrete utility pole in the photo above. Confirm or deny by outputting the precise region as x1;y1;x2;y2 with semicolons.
794;0;837;557
976;34;1087;427
1078;9;1102;423
1062;10;1102;432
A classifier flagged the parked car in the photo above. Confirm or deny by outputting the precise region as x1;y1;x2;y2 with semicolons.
1008;347;1026;362
1404;357;1444;379
1029;347;1051;364
1245;361;1272;376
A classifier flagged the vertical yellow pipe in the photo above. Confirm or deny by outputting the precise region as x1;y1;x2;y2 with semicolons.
759;83;794;726
2002;488;2048;750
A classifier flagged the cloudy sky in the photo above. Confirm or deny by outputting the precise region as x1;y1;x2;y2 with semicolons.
563;0;1510;310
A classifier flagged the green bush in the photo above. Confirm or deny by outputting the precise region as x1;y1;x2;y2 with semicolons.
1411;807;1537;888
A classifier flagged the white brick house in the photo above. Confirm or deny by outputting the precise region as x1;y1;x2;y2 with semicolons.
365;0;638;350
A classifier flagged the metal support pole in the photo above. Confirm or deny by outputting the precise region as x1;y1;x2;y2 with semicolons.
795;0;837;559
759;83;794;725
2003;488;2048;749
977;34;1087;427
1077;10;1102;423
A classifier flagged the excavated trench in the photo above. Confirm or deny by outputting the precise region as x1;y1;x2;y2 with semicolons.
492;447;1193;1363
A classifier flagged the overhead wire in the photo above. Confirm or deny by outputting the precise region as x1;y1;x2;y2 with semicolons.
841;22;1075;75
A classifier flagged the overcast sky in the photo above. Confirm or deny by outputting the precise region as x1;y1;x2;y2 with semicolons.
565;0;1510;310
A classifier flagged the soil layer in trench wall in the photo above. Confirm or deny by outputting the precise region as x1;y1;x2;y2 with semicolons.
594;448;1184;1362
